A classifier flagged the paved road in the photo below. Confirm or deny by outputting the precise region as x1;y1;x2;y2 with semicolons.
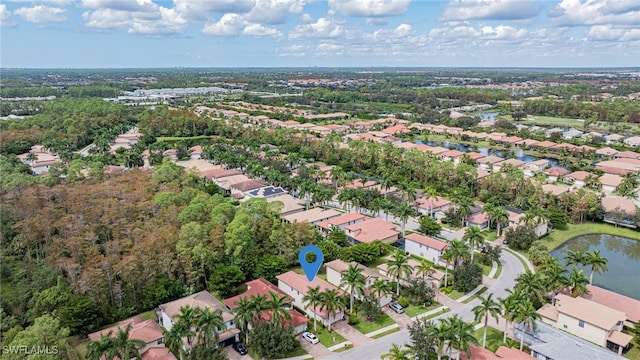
323;250;524;360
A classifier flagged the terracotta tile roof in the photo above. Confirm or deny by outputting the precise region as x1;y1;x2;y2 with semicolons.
496;158;525;168
141;347;177;360
199;168;241;179
608;330;633;347
345;218;399;243
541;184;569;196
159;290;235;323
283;208;342;224
277;271;343;318
616;150;640;159
582;285;640;322
596;147;619;156
477;155;504;164
460;345;500;360
382;124;411;134
537;303;558;322
601;196;636;214
412;196;451;210
543;167;570;177
405;233;448;251
426;146;449;155
441;149;464;158
535;140;557;148
554;293;626;330
494;346;536;360
568;171;591;181
599;173;622;187
88;317;163;344
519;139;540;146
465;151;485;160
224;278;291;309
232;179;267;192
468;212;489;224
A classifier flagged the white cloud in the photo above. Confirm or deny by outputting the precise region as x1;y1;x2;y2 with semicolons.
82;1;186;35
299;13;313;24
5;0;73;5
275;44;307;57
82;8;131;30
364;23;412;41
246;0;305;25
550;0;640;26
0;4;16;27
14;5;66;22
328;0;410;17
202;13;246;36
289;17;344;39
243;23;282;37
173;0;255;21
128;6;186;35
81;0;158;12
440;0;539;21
587;24;640;41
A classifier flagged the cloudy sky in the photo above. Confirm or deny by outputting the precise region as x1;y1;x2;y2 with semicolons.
1;0;639;68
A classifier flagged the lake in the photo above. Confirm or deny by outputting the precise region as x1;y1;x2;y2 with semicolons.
550;234;640;300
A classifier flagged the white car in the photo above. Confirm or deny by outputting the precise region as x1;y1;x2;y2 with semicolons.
302;331;319;344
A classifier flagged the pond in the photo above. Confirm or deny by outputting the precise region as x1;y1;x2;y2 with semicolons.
550;234;640;300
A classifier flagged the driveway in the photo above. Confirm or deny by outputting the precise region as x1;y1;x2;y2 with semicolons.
382;306;412;329
297;333;334;359
225;346;250;360
331;319;373;347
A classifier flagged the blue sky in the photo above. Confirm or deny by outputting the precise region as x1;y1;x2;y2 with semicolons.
1;0;639;68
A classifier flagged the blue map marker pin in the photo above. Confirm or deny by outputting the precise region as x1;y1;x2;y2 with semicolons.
298;245;324;282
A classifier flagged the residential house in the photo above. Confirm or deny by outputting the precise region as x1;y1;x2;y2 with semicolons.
141;347;177;360
563;128;584;139
477;155;505;172
283;208;342;225
377;256;445;289
601;196;637;228
604;134;625;145
316;212;367;235
518;139;540;149
596;158;640;175
494;158;525;172
524;159;549;177
382;124;410;135
599;174;622;194
615;150;640;159
533;141;558;151
516;322;624;360
158;291;240;346
461;345;535;360
214;174;251;192
17;145;62;175
325;259;392;307
541;184;570;197
494;346;536;360
276;271;345;327
188;145;203;159
345;218;400;244
506;208;548;237
224;278;308;334
88;316;174;360
467;212;490;229
230;179;267;196
567;171;591;188
404;233;449;267
440;149;465;164
537;294;631;355
543;167;570;182
623;136;640;147
411;196;452;219
545;128;564;138
596;147;620;159
265;194;305;216
582;285;640;327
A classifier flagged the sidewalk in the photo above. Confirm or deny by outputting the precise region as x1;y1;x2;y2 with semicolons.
331;319;373;347
434;291;464;310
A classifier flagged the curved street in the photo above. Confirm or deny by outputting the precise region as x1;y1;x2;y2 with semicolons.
323;249;525;360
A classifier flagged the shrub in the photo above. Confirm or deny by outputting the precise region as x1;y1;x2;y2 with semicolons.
453;263;482;293
397;296;410;308
348;312;359;325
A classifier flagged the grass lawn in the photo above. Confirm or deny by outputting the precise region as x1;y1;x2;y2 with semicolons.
624;344;640;359
522;115;585;128
473;326;506;352
482;264;492;276
314;326;346;348
404;302;441;318
541;222;640;251
370;327;400;339
493;261;503;279
353;313;396;334
447;289;466;300
462;287;488;304
482;231;498;243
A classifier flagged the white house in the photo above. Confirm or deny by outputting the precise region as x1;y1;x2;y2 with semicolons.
404;233;449;267
623;136;640;147
325;259;392;307
158;291;240;347
277;271;345;327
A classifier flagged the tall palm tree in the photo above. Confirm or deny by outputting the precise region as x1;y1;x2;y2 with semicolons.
539;258;568;298
584;250;608;285
567;268;589;297
266;291;292;326
386;250;414;296
112;325;145;360
564;250;588;268
494;207;509;237
195;308;225;349
498;291;521;344
515;299;541;351
441;248;455;288
341;264;366;313
86;334;117;360
415;259;434;280
514;271;545;305
380;343;414;360
319;289;344;332
462;226;483;263
394;202;415;237
233;297;255;344
427;321;449;360
448;315;478;360
370;278;391;304
176;306;198;351
448;239;470;271
302;286;323;332
472;294;501;348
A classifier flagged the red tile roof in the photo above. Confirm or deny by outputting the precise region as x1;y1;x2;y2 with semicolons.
582;285;640;323
412;196;451;210
535;140;557;148
465;151;486;160
468;212;489;225
345;218;399;243
404;233;448;251
141;347;177;360
568;171;591;181
88;317;163;344
543;167;570;177
495;346;536;360
224;278;291;309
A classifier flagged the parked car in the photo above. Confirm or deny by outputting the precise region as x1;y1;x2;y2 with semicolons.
233;342;248;355
302;331;319;344
502;238;508;245
389;301;404;314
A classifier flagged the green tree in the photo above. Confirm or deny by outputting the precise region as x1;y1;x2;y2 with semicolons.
514;271;545;306
584;250;608;285
302;286;322;332
318;289;344;332
380;343;414;360
417;216;442;237
472;294;501;348
567;268;589;297
445;315;477;360
394;202;415;237
58;295;101;335
499;290;522;344
407;318;437;360
341;264;366;314
564;250;588;268
386;250;414;296
4;315;78;360
515;299;541;351
250;322;296;359
163;321;188;360
208;263;245;298
266;291;291;327
195;307;225;349
452;262;482;292
462;226;483;263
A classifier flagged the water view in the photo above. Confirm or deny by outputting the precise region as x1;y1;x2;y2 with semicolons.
551;234;640;300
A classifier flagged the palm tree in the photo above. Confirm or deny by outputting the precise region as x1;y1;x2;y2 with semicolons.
494;207;509;237
319;289;344;332
427;321;449;360
462;226;483;262
564;250;588;268
380;343;414;360
539;258;568;298
415;259;434;280
302;286;322;332
472;294;501;348
163;321;188;360
515;299;541;351
195;307;225;349
233;297;255;344
341;264;366;314
386;250;414;296
567;268;589;297
266;291;292;326
584;250;608;285
498;291;521;344
448;239;470;271
370;278;391;304
447;315;478;360
441;248;455;287
176;306;198;351
86;334;117;360
514;271;545;305
112;325;145;360
394;202;415;237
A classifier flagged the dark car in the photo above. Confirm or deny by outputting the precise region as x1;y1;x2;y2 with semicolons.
233;342;248;355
